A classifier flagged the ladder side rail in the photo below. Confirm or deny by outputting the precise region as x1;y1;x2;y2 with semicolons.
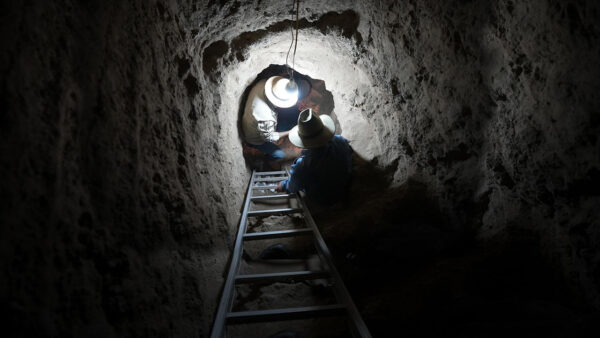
294;192;372;338
210;170;258;338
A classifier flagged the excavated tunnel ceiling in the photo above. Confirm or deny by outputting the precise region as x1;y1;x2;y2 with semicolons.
1;0;599;337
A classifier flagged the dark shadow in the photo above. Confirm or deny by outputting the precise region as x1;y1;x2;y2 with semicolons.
309;152;456;268
306;152;599;337
237;64;338;170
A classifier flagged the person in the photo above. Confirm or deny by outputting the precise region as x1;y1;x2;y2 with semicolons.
242;76;299;168
276;108;353;205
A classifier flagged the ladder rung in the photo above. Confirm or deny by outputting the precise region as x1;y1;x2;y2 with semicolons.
247;208;302;216
251;185;279;190
250;194;295;200
235;270;329;284
211;170;371;338
254;177;287;182
255;170;287;176
243;228;312;241
226;304;346;324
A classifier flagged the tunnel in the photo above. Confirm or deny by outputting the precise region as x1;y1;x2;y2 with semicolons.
1;0;599;337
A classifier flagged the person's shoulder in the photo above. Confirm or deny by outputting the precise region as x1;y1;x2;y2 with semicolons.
331;135;353;154
296;153;307;163
291;155;306;170
332;135;350;145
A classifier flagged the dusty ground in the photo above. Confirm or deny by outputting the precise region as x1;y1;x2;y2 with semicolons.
231;211;346;338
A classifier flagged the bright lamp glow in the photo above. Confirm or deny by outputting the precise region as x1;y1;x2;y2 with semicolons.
273;78;298;102
266;77;298;108
285;80;298;95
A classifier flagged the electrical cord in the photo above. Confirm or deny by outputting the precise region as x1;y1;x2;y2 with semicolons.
285;0;300;81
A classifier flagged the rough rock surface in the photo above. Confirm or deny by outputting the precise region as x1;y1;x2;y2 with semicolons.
1;0;599;337
1;1;246;336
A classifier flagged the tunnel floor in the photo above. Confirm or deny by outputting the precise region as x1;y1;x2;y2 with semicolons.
226;184;351;337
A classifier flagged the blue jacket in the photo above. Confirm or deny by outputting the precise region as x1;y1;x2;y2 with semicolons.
281;135;353;205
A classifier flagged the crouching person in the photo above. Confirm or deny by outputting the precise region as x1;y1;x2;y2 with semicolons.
276;108;352;205
242;78;292;170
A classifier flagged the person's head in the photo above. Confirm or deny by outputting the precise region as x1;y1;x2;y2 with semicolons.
289;108;335;148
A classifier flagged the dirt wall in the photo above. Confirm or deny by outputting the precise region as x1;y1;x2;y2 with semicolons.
1;0;599;336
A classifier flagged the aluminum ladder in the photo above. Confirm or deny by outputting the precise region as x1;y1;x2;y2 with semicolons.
210;170;371;338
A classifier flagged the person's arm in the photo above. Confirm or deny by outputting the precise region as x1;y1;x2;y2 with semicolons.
276;157;305;192
257;120;280;143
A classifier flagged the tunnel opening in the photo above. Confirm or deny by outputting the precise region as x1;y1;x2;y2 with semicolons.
236;64;340;170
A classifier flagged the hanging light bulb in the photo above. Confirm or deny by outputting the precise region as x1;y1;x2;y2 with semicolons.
265;0;301;109
285;79;298;96
265;76;298;108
